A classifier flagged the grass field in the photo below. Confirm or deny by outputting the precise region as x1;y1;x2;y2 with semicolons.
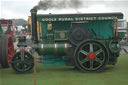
0;54;128;85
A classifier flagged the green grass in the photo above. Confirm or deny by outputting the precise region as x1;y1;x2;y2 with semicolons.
0;54;128;85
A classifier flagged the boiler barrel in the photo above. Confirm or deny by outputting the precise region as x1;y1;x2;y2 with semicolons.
38;40;71;55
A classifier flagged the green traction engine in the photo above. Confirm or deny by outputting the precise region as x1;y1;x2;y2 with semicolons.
11;9;127;73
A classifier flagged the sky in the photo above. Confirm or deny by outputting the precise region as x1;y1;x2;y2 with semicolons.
0;0;128;20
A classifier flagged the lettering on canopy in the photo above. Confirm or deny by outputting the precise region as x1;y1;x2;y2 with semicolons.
41;16;118;22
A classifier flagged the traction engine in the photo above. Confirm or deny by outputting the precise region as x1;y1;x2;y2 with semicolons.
11;9;127;73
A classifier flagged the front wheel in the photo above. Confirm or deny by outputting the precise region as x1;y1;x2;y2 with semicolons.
11;51;34;73
74;40;109;73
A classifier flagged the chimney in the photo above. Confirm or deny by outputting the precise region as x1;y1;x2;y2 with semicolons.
30;8;38;43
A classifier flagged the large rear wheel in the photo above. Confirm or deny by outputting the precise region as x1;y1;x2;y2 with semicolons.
74;40;109;72
0;35;14;68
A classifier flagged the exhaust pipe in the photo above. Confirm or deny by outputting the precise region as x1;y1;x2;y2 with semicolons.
30;8;38;43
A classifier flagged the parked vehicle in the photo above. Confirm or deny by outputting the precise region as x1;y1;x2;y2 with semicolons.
11;9;127;73
0;19;16;39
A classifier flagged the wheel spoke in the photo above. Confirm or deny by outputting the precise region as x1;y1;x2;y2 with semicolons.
11;60;22;64
23;64;27;69
89;60;94;69
20;64;23;69
95;57;103;63
8;47;12;49
80;57;89;64
22;64;26;69
8;55;12;60
89;43;93;52
8;54;11;58
95;49;103;56
24;60;33;65
80;49;88;56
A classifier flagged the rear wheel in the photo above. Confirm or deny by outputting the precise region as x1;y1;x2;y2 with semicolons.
0;35;14;68
74;40;109;72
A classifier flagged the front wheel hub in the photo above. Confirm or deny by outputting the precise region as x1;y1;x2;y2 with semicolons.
88;53;96;60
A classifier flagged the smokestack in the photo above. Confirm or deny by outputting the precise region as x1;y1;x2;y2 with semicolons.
30;8;38;43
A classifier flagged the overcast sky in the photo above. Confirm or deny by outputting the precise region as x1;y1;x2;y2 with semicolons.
0;0;128;20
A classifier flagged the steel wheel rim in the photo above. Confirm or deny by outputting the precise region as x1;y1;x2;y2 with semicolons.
11;52;34;73
7;37;14;66
76;42;106;71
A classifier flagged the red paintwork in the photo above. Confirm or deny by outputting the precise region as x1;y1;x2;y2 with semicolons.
0;19;15;67
7;37;14;66
21;50;24;55
88;53;96;60
1;24;7;26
